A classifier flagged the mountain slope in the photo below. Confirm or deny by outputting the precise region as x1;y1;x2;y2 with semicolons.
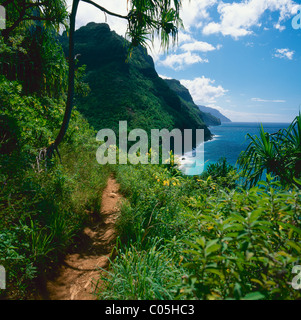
198;105;232;123
163;79;221;126
60;22;213;147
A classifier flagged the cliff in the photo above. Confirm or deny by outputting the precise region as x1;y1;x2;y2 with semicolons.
60;23;214;147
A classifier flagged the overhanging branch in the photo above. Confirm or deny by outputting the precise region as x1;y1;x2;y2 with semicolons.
80;0;129;20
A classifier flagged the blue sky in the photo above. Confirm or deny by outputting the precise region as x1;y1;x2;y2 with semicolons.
69;0;301;122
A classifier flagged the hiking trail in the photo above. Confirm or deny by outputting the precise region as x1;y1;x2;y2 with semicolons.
42;176;122;300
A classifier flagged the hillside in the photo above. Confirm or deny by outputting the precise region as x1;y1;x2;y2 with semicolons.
164;79;221;126
198;105;232;123
60;22;214;147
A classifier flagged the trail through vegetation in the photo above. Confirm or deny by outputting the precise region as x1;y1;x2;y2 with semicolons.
41;176;122;300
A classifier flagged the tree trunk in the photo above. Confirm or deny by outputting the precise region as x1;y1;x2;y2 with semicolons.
47;0;80;158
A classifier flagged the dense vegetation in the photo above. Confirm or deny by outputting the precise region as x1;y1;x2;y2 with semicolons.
1;1;300;301
0;7;110;298
94;151;301;300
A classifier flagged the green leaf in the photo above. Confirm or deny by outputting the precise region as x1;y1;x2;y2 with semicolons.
230;213;246;223
249;210;263;224
205;268;225;280
286;241;301;253
205;243;221;256
196;237;206;248
278;222;301;236
241;292;265;300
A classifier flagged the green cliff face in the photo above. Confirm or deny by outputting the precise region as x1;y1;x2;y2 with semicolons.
60;22;213;145
163;79;221;127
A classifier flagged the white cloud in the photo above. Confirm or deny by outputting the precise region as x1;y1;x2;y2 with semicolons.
66;0;300;42
252;98;286;102
159;74;172;80
202;0;299;39
177;30;194;44
180;76;228;105
180;0;218;31
274;48;295;60
149;30;195;63
159;52;208;70
274;22;286;31
245;41;255;47
180;41;217;52
157;38;221;69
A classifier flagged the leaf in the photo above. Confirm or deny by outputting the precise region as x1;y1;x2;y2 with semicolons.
241;292;265;300
183;249;202;257
230;213;246;223
196;237;206;249
278;222;301;236
183;240;201;251
251;279;264;287
205;268;225;280
224;224;244;232
205;243;221;256
249;210;263;223
286;241;301;253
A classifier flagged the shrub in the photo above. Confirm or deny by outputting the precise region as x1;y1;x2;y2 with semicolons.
96;162;301;300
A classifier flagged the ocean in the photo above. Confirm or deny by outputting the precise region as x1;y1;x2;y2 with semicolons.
180;122;291;176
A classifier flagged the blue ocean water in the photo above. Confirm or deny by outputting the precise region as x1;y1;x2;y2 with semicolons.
181;122;291;176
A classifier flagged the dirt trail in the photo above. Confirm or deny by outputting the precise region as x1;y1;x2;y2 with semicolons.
44;176;122;300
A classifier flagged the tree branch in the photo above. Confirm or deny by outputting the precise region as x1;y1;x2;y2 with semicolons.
80;0;129;20
1;4;27;39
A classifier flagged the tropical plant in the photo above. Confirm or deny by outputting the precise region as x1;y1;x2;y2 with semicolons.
201;157;238;188
282;113;301;181
237;114;301;187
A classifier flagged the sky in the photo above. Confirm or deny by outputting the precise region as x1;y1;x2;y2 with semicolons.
66;0;301;123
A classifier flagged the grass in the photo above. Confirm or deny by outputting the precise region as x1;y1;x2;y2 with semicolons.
94;240;183;300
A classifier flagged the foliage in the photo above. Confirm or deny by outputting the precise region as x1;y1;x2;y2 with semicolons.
181;175;301;300
1;0;68;38
0;71;109;298
201;157;238;188
0;25;68;97
94;241;183;300
1;0;300;302
95;161;301;300
237;114;301;187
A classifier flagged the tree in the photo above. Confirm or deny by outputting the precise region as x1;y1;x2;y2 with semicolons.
1;0;184;158
1;1;69;97
0;0;68;39
46;0;184;157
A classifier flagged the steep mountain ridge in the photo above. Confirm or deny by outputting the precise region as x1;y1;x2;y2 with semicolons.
163;79;221;126
198;105;232;123
60;22;216;146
